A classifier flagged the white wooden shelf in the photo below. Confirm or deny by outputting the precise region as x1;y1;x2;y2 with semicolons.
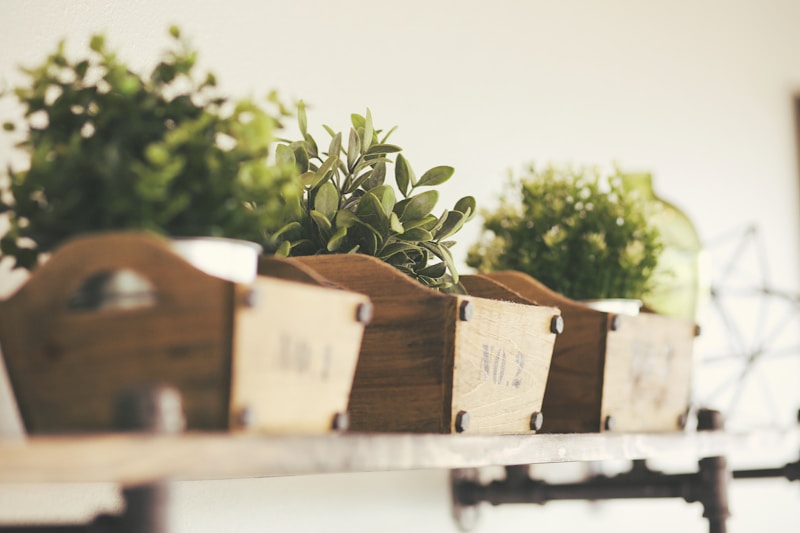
1;427;797;485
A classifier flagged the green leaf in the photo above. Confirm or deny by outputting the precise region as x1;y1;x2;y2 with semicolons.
347;127;360;170
327;226;348;252
416;166;454;188
310;154;338;189
362;230;378;255
369;184;396;216
310;209;332;236
145;143;169;166
434;210;466;241
395;153;413;197
379;241;419;259
363;160;386;190
365;143;402;156
418;262;447;278
345;170;376;194
427;210;448;235
299;171;317;187
89;34;105;52
389;212;404;233
392;264;416;277
74;60;89;79
352;152;388;170
303;132;318;158
398;227;433;242
354;219;383;239
276;143;296;167
398;190;438;222
275;240;291;257
401;213;437;231
454;195;477;219
291;142;310;173
363;108;374;152
417;275;439;286
345;224;378;255
356;191;378;217
334;208;359;228
314;181;339;220
423;242;459;283
327;132;342;159
351;113;365;131
342;189;364;210
393;198;410;216
358;190;389;233
272;221;303;241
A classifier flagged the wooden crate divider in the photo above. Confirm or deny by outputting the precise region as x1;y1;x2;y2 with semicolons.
478;271;697;433
0;232;369;434
260;255;560;435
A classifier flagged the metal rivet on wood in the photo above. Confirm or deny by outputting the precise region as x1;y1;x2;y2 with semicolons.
356;302;374;324
331;411;350;432
243;288;260;308
529;411;544;432
455;410;470;433
549;315;564;335
459;301;474;321
237;406;254;428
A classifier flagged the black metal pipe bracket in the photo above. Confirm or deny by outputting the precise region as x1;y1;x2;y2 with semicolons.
0;384;185;533
732;409;800;483
451;408;732;533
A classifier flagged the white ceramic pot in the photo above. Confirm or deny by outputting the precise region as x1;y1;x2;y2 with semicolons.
170;237;262;284
582;298;642;316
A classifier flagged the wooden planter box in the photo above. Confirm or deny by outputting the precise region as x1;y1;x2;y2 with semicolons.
260;255;561;434
0;232;370;434
475;271;697;433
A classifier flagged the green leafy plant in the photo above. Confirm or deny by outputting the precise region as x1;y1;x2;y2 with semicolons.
467;163;663;300
266;103;476;291
0;26;300;270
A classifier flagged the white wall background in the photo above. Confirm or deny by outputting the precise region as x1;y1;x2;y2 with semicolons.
1;0;799;531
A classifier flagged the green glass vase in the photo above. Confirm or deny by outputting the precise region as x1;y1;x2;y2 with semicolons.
621;172;706;320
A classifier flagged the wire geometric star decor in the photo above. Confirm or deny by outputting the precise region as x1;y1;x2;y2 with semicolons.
692;224;800;430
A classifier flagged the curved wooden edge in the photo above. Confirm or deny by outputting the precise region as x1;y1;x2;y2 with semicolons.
459;274;540;306
258;256;346;290
289;254;451;301
0;231;228;312
481;270;605;315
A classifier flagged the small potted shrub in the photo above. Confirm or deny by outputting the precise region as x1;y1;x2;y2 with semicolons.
0;26;300;280
264;102;475;292
0;28;371;436
466;162;663;310
259;108;562;435
463;163;696;434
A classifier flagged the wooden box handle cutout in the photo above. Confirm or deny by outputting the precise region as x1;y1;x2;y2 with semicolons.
0;231;231;319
